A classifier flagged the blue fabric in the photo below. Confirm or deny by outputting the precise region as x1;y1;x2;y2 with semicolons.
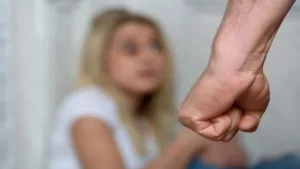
252;153;300;169
187;153;300;169
187;157;219;169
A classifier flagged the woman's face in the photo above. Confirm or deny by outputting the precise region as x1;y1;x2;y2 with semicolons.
107;22;166;96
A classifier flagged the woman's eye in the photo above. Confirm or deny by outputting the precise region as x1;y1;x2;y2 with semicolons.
122;42;137;54
150;41;162;52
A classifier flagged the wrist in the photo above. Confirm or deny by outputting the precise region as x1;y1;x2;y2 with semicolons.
205;61;255;92
211;31;269;76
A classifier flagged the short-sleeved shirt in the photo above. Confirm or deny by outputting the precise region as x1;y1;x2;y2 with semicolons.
49;86;159;169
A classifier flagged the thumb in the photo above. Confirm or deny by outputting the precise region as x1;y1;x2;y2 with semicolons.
238;110;263;132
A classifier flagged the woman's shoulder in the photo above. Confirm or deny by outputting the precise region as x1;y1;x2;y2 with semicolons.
65;86;114;105
57;86;118;128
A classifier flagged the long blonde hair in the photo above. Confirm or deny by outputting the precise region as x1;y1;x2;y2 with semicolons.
76;8;175;154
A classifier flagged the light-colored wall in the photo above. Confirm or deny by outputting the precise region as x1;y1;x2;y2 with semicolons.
11;0;300;169
11;0;55;169
246;17;300;161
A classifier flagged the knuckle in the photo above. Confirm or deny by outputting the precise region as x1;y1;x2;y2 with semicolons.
177;113;197;130
214;129;226;138
201;133;220;141
203;130;225;141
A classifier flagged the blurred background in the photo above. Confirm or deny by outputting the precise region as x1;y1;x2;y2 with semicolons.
1;0;300;169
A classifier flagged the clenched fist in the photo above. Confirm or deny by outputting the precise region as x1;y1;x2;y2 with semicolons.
177;0;294;141
178;65;270;141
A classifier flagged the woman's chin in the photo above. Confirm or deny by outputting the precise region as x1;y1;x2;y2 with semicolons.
134;85;159;95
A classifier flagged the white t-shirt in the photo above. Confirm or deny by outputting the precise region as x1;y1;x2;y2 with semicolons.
49;86;159;169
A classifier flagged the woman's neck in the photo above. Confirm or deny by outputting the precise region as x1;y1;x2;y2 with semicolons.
124;91;143;113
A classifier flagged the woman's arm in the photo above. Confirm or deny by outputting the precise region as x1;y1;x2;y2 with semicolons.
72;117;207;169
199;136;248;168
72;117;125;169
144;128;204;169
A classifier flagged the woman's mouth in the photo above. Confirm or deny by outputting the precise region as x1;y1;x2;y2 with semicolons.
139;70;156;78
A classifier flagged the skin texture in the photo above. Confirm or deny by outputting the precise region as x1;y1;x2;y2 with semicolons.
178;0;295;141
72;22;211;169
200;136;248;168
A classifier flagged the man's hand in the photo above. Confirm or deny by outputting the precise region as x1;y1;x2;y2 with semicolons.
178;0;294;141
178;65;270;141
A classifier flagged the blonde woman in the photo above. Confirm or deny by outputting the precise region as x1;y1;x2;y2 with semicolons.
49;8;247;169
49;8;210;169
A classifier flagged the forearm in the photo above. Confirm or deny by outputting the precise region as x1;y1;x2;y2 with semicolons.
210;0;295;76
143;137;201;169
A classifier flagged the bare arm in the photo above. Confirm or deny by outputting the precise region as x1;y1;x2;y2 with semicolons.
179;0;295;141
200;136;248;168
72;117;206;169
210;0;295;76
143;133;199;169
72;117;125;169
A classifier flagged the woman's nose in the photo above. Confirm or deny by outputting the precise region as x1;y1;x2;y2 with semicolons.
140;50;155;64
